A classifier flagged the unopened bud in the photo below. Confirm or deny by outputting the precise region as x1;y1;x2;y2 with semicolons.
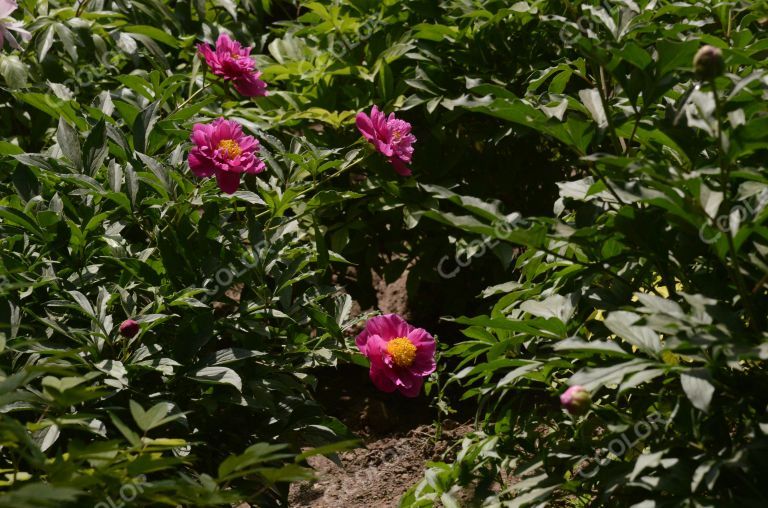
693;45;724;81
119;319;140;338
560;385;591;415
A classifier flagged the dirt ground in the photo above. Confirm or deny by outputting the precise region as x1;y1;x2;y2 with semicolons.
288;421;467;508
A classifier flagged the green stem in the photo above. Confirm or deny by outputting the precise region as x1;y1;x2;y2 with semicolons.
588;161;626;207
173;77;210;117
76;0;93;16
624;105;645;156
260;147;366;235
595;64;623;155
711;79;760;331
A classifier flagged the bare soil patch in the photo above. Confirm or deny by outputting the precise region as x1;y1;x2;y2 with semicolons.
288;422;467;508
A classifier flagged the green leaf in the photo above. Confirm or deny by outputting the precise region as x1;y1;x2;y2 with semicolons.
191;366;243;392
218;443;291;480
604;311;662;355
122;25;180;48
212;0;238;19
313;217;329;269
496;362;540;389
0;54;28;89
205;348;267;365
681;369;715;413
83;119;108;176
0;206;44;239
56;117;82;169
66;290;96;317
109;412;141;446
133;100;160;153
569;359;651;391
520;294;577;324
554;337;632;357
129;400;182;432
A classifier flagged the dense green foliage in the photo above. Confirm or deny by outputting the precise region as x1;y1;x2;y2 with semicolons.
1;0;768;506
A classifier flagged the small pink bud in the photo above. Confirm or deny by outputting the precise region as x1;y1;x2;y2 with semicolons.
119;319;140;338
693;45;724;81
560;385;591;415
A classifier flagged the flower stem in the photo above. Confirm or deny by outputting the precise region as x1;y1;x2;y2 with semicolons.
711;78;760;331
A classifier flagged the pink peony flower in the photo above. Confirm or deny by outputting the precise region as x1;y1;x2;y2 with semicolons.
560;385;591;415
0;0;31;50
119;319;140;339
356;106;416;176
356;314;436;397
188;118;266;194
197;34;267;97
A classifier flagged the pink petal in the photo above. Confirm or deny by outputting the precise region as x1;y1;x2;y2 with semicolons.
375;140;394;157
410;349;437;377
214;169;241;194
197;43;213;59
0;0;17;19
356;314;412;354
369;364;397;393
238;136;259;151
396;371;424;398
371;107;389;136
355;112;376;142
6;23;29;43
407;328;436;376
245;158;266;174
191;124;212;146
216;33;235;52
188;151;214;177
407;328;435;348
390;157;412;176
234;75;268;97
370;105;383;123
1;26;19;50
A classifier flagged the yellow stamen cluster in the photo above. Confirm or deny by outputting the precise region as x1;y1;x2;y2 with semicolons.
386;337;417;368
218;139;242;158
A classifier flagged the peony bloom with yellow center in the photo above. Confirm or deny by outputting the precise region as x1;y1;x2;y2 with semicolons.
356;314;436;397
188;118;266;194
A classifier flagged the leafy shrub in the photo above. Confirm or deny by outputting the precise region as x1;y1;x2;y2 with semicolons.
0;1;364;505
399;0;768;505
3;0;768;506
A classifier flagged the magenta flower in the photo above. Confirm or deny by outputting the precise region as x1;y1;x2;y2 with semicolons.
119;319;140;339
0;0;31;50
356;314;436;397
188;118;266;194
197;34;267;97
560;385;591;415
356;106;416;176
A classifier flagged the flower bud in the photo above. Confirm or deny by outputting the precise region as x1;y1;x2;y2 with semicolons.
693;45;724;81
119;319;140;338
560;385;591;415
